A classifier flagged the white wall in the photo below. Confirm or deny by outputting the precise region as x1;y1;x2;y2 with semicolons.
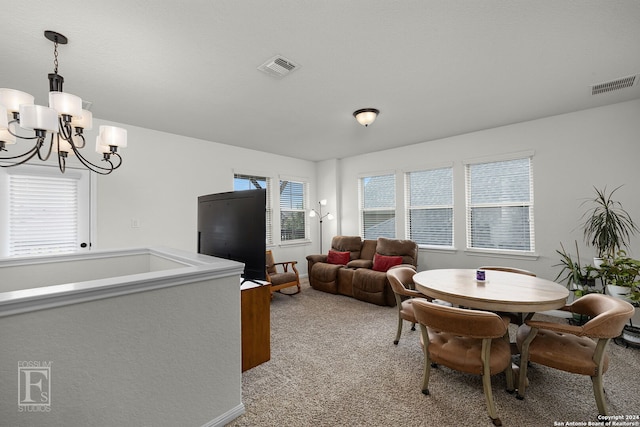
338;99;640;281
92;120;316;274
88;99;640;281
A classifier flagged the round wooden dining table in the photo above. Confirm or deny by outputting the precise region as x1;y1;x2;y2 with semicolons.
413;268;569;313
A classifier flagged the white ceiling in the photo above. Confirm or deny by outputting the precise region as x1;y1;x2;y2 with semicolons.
2;1;640;162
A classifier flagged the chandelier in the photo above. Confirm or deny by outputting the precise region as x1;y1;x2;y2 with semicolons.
0;31;127;174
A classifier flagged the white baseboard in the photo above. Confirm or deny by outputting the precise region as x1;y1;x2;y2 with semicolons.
201;403;245;427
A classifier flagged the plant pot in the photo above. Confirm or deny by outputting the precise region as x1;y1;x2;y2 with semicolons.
593;257;605;268
607;284;631;299
621;325;640;345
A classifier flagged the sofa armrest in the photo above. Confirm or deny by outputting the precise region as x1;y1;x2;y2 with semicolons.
306;254;328;263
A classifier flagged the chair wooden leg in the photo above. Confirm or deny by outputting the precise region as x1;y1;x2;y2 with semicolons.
592;374;608;415
517;327;538;400
394;315;403;345
481;339;501;426
419;326;432;395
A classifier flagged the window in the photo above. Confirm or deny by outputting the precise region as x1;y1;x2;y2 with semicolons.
359;173;396;239
465;155;534;252
406;167;453;247
279;179;308;242
0;165;91;257
233;173;273;245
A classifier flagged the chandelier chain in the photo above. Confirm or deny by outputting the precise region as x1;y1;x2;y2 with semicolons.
53;42;59;74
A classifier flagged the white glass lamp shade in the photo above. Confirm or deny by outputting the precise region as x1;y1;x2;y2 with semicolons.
309;210;316;217
49;92;82;118
0;88;35;113
19;104;59;132
71;109;93;130
98;125;127;147
327;213;335;221
353;108;379;127
95;135;111;154
0;105;7;129
320;199;327;206
0;128;16;145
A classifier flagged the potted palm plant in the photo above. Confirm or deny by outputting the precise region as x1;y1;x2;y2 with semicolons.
554;241;599;325
597;250;640;344
581;185;639;265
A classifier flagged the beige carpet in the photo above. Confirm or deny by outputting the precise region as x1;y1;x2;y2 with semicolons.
227;280;640;427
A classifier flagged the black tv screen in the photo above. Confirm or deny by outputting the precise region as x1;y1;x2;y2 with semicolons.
197;189;266;282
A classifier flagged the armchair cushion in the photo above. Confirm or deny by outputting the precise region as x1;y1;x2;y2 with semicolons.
372;254;403;272
327;250;350;265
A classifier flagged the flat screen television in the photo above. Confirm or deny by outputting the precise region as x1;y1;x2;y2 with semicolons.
197;189;266;282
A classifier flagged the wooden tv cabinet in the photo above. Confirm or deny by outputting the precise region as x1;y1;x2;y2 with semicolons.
240;282;270;371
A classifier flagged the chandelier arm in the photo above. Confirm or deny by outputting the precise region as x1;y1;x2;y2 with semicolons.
6;120;39;140
0;144;42;167
73;131;86;149
59;118;73;141
67;143;116;175
58;150;66;173
109;152;123;170
36;135;54;161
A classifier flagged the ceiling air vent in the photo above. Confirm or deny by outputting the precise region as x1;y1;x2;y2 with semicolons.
257;55;299;78
591;74;637;95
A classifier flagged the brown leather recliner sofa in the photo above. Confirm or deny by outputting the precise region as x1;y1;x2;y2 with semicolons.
306;236;418;306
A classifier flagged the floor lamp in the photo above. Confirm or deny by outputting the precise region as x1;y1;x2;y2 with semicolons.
309;199;334;253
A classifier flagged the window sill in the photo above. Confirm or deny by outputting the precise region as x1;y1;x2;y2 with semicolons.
278;239;312;248
418;246;458;254
464;248;539;260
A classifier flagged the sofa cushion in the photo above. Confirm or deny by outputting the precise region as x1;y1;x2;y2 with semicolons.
331;236;363;260
352;269;394;306
372;254;404;272
327;250;350;265
376;237;418;266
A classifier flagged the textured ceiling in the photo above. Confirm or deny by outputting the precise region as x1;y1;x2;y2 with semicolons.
2;1;640;161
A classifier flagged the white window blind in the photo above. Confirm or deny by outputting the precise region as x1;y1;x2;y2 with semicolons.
279;179;308;242
465;156;534;252
406;167;453;247
8;173;79;256
359;174;396;239
233;173;273;245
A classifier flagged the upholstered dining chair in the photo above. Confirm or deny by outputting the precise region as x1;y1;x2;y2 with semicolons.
265;250;301;296
478;266;537;325
386;266;422;345
516;293;634;415
413;299;514;426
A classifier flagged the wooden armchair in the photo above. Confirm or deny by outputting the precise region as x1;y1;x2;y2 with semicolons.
386;266;422;345
265;250;300;296
516;293;634;415
413;299;514;426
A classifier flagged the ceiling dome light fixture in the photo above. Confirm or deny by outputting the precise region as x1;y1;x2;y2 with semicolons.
0;30;128;174
353;108;380;127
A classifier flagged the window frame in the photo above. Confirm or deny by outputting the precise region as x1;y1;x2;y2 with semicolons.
464;151;535;256
0;164;92;257
358;172;397;239
278;177;309;244
405;165;454;249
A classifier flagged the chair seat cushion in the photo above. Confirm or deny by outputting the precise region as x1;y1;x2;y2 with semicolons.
425;329;511;375
516;324;610;376
269;272;298;286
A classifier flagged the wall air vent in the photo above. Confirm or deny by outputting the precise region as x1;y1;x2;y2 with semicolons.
591;74;637;95
257;55;300;78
